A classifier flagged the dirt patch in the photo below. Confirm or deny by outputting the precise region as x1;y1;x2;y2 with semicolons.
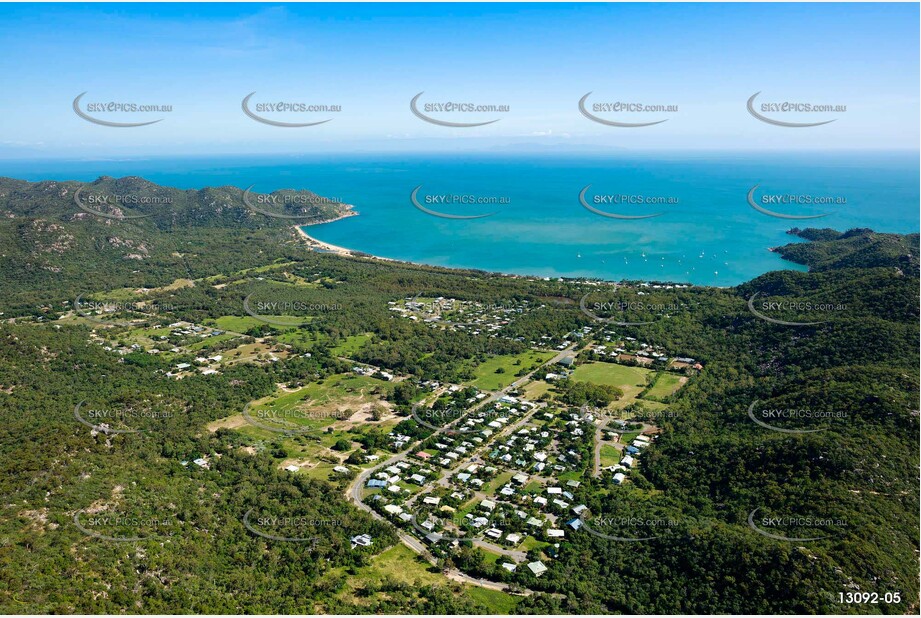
207;415;248;432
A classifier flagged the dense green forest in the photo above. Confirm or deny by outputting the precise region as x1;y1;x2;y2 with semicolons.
0;177;917;614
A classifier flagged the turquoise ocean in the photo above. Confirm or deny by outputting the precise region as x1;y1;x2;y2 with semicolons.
2;152;917;286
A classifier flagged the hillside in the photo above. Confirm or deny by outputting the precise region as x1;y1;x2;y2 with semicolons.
773;227;919;273
0;176;353;315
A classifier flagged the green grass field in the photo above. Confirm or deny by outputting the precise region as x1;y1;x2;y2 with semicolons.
466;585;520;614
481;470;515;495
522;379;553;400
570;362;654;401
210;373;394;437
643;372;685;400
276;329;326;347
186;332;239;351
321;543;519;613
331;333;372;357
517;535;549;552
522;480;543;494
211;315;304;332
468;350;555;391
600;444;621;468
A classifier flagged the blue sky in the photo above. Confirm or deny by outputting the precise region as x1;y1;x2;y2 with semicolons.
0;2;917;158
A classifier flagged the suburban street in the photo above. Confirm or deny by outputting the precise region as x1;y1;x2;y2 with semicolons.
345;344;582;593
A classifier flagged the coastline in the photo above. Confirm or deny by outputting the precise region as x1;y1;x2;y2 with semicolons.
295;212;407;266
294;208;798;289
295;212;360;256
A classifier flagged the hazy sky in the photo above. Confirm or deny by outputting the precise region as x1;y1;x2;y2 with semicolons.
1;2;918;158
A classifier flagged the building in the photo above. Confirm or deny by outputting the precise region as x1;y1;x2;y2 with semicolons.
350;534;372;548
425;532;443;544
527;561;548;576
567;518;584;531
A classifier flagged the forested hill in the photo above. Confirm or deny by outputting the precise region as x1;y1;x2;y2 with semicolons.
773;227;919;273
0;176;353;313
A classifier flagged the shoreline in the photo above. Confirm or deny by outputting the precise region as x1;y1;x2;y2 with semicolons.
295;212;361;256
295;212;414;266
295;211;798;289
294;220;721;287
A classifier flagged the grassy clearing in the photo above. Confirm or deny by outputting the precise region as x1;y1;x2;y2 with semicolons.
557;469;583;482
466;585;520;613
570;362;653;401
522;480;543;494
222;341;281;364
522;379;553;400
482;470;515;495
276;329;326;347
209;373;393;435
331;333;372;357
186;332;239;351
210;314;311;332
643;372;685;400
517;536;549;552
600;444;621;468
468;350;555;391
320;543;519;613
208;373;398;479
